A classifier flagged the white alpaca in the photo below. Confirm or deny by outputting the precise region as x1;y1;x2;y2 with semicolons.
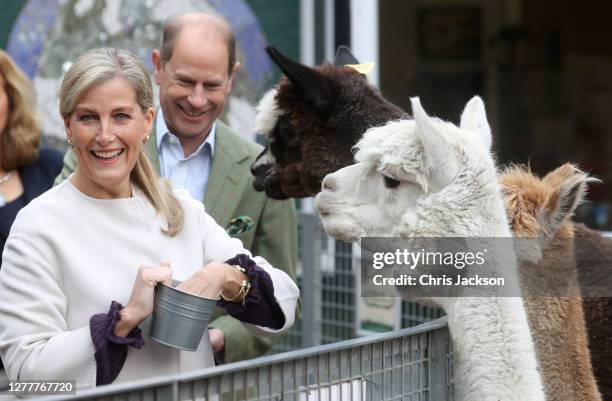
315;97;545;401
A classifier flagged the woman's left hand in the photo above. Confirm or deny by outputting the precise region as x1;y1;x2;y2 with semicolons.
177;262;239;299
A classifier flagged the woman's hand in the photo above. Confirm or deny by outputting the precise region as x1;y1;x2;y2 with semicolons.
177;262;245;299
114;262;172;337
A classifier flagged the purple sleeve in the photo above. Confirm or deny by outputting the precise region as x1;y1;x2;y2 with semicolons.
218;254;286;329
89;301;145;386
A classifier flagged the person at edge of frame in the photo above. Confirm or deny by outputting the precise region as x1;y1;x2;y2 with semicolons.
0;48;65;373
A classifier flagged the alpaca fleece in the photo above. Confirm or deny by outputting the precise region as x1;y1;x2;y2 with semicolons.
315;97;545;401
251;47;405;199
501;164;602;401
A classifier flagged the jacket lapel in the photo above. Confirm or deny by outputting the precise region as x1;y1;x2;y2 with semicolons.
204;122;251;228
148;116;248;229
19;164;41;203
144;118;161;175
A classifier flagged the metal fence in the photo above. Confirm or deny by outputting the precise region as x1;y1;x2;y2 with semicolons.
274;211;445;352
39;318;452;401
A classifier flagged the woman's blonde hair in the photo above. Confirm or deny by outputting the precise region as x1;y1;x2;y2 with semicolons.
0;49;40;170
60;48;183;236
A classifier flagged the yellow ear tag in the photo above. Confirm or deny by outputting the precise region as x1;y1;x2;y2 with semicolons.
344;62;375;74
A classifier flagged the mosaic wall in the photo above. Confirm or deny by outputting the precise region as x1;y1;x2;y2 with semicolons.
6;0;276;149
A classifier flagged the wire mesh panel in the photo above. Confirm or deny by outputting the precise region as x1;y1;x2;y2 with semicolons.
272;276;304;353
401;300;446;329
321;240;356;344
274;212;447;353
38;319;451;401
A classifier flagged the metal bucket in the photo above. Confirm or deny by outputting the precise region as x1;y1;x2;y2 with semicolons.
148;281;217;351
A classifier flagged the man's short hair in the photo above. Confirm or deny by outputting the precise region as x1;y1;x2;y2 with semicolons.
159;14;237;74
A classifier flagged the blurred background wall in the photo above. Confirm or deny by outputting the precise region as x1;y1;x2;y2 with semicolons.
1;0;611;229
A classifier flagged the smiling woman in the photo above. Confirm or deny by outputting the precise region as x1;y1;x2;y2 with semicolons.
0;48;299;389
63;77;154;200
58;48;160;205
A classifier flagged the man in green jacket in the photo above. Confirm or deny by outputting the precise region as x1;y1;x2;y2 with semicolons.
55;12;297;364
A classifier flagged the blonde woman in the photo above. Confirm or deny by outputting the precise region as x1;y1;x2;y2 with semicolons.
0;48;298;389
0;50;63;269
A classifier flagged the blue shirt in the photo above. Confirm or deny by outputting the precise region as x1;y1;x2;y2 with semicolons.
156;109;215;201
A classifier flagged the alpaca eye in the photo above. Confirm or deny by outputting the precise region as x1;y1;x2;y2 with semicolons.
383;175;401;188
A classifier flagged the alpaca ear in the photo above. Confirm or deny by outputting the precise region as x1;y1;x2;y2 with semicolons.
334;45;360;66
266;46;329;111
459;96;491;150
541;163;599;233
411;97;458;186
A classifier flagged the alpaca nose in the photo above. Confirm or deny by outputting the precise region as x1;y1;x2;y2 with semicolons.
250;160;269;177
322;175;337;192
251;148;275;177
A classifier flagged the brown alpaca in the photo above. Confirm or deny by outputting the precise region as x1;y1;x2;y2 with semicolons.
500;164;602;401
573;223;612;401
251;46;406;199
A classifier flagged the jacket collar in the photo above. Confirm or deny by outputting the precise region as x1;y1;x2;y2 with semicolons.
19;163;43;203
145;109;251;227
144;116;160;175
204;121;252;227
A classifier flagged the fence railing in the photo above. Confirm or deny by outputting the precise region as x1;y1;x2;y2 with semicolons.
274;212;445;353
39;318;451;401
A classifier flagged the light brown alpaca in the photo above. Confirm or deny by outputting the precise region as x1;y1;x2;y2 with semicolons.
500;163;602;401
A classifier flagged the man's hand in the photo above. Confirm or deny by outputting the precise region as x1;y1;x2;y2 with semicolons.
208;328;225;353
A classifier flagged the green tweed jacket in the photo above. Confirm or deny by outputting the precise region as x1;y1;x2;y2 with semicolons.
55;121;298;363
